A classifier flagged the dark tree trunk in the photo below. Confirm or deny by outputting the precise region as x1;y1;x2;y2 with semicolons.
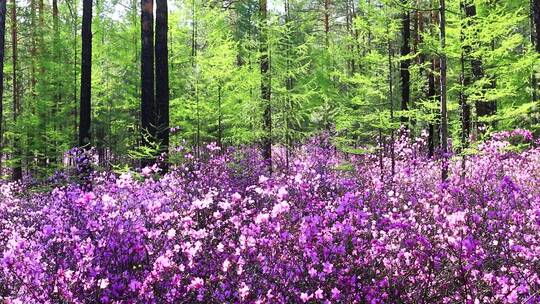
141;0;155;166
155;0;169;168
38;0;44;27
427;10;439;158
400;0;410;124
260;0;272;173
190;0;199;157
388;35;395;177
463;1;496;123
217;85;222;149
285;0;294;170
439;0;449;181
459;0;473;143
79;0;92;148
30;0;37;93
324;0;329;46
428;60;436;158
459;57;471;145
11;0;21;181
532;0;540;99
0;0;5;173
51;0;60;165
534;0;540;52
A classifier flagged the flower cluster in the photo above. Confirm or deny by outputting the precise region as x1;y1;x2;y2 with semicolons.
1;132;540;303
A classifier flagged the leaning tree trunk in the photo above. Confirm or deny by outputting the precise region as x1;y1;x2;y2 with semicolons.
141;0;156;167
260;0;272;173
79;0;92;148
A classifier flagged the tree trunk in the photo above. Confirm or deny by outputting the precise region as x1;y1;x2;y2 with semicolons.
459;0;472;143
532;0;540;99
463;1;496;124
191;0;200;158
155;0;169;168
141;0;155;166
324;0;329;47
79;0;92;148
51;0;60;165
428;9;439;158
0;0;6;173
285;0;294;170
388;34;395;177
53;0;59;31
11;0;21;181
38;0;44;27
428;60;436;158
439;0;449;181
30;0;37;92
260;0;272;173
534;0;540;52
217;85;222;149
400;0;410;125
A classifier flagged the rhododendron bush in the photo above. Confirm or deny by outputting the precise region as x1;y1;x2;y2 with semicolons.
1;131;540;303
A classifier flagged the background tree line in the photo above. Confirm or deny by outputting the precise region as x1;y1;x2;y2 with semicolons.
0;0;538;181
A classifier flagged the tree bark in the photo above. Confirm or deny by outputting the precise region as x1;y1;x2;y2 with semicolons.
141;0;155;166
532;0;540;99
428;9;439;158
459;0;472;143
79;0;92;148
38;0;44;27
260;0;272;173
428;60;436;158
439;0;449;181
11;0;21;181
53;0;59;43
534;0;540;52
388;33;395;177
463;1;496;124
30;0;37;92
324;0;329;47
155;0;169;167
400;0;410;124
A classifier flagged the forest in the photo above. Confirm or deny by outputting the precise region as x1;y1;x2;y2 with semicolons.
1;0;540;303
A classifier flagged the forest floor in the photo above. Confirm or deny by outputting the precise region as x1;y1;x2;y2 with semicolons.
1;131;540;303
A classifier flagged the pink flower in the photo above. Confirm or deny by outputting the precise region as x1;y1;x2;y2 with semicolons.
231;192;242;202
314;288;324;299
239;282;250;299
167;228;176;239
141;167;152;176
98;278;109;289
129;280;141;291
323;262;333;273
259;175;269;184
189;277;204;290
300;292;312;302
331;287;340;299
222;259;230;272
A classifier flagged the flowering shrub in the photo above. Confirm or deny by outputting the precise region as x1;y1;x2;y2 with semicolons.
1;132;540;303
